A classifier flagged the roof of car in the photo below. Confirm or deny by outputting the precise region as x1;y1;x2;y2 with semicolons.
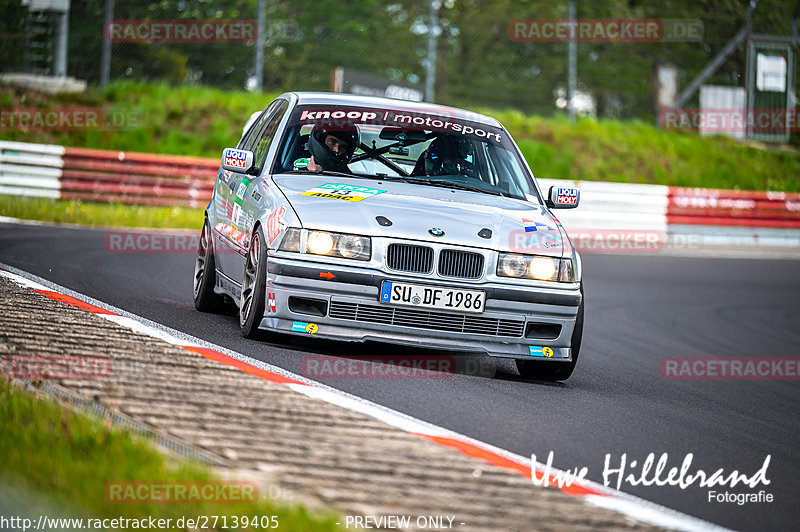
283;92;503;129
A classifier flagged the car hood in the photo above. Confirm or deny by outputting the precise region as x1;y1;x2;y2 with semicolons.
272;174;566;256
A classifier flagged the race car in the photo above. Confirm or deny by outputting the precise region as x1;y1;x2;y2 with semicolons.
193;92;584;380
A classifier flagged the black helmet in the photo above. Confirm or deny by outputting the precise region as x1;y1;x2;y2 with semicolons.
308;126;359;172
424;135;472;176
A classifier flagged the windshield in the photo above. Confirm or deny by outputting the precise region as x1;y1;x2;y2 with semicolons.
272;104;542;202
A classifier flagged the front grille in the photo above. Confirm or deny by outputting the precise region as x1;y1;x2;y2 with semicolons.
438;249;485;279
386;243;433;274
329;300;524;338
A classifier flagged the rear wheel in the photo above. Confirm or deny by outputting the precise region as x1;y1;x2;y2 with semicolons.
193;219;224;312
516;284;584;381
240;226;268;339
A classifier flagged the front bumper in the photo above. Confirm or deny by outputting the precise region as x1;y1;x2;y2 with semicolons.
262;256;581;361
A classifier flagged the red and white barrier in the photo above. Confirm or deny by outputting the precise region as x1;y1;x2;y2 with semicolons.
60;147;217;208
0;141;217;208
2;141;799;247
667;187;800;229
538;178;800;250
0;140;64;198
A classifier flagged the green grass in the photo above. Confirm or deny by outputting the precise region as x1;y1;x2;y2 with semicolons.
491;110;800;192
0;195;204;229
0;378;341;530
0;81;280;157
1;81;798;192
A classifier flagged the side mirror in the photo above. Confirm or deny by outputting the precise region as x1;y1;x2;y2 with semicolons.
546;185;580;209
221;148;255;174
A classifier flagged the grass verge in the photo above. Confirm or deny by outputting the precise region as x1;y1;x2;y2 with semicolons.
0;195;204;229
1;81;798;192
0;81;279;157
492;111;800;192
0;377;341;530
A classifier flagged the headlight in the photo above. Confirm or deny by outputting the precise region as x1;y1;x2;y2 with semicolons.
278;229;371;261
497;253;575;282
530;256;557;280
307;231;334;255
278;228;301;252
338;234;368;259
498;254;527;277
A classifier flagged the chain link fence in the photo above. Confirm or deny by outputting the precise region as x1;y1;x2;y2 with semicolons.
1;0;797;124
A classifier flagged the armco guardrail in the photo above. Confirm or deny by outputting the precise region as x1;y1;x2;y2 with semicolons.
61;147;217;208
0;141;217;208
0;140;64;198
1;141;799;245
667;187;800;229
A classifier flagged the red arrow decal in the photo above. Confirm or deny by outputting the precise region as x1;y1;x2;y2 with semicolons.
320;272;335;280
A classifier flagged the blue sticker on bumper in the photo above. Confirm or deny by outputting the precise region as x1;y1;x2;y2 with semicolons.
380;281;393;303
529;346;554;358
292;321;318;334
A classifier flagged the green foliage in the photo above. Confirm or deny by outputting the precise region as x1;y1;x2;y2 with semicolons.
0;81;279;155
490;109;800;191
2;0;798;119
0;81;797;193
0;379;341;529
0;196;204;229
0;0;28;71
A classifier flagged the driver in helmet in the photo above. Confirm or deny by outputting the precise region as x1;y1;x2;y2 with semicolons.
306;126;359;173
413;135;474;177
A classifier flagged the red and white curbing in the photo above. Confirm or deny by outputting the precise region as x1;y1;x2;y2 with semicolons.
0;263;729;532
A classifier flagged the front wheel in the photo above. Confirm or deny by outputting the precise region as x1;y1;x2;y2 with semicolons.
516;284;584;381
240;226;268;338
193;219;224;313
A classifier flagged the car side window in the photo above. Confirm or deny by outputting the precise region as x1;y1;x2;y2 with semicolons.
238;102;277;151
252;100;289;169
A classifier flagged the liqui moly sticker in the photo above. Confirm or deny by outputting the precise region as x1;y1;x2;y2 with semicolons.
222;148;252;170
266;204;286;245
267;292;277;313
555;187;578;205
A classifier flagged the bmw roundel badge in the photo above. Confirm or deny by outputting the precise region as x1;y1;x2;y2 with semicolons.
429;227;445;237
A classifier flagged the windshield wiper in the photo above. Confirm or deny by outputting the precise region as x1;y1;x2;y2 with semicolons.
392;177;504;197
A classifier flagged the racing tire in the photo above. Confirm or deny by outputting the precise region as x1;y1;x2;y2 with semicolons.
193;219;225;312
240;226;268;339
516;283;584;382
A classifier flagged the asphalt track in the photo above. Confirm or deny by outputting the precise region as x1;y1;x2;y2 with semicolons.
1;221;798;531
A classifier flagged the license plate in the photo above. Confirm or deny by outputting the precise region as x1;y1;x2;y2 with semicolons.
379;281;485;314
